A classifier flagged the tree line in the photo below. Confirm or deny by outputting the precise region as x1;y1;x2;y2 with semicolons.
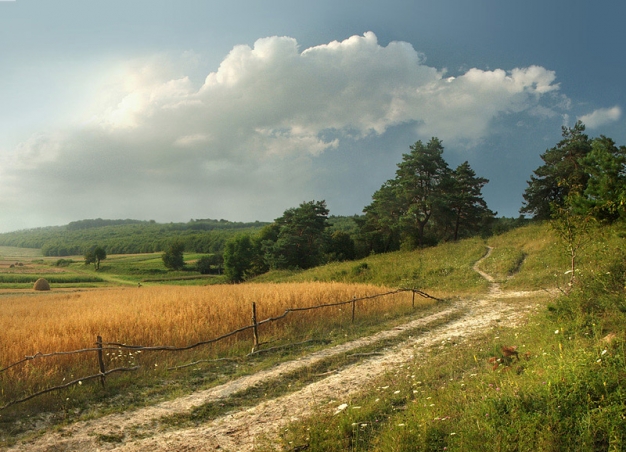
222;138;496;282
0;220;268;257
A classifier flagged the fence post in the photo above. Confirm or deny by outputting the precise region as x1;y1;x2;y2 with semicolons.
351;296;356;323
412;290;416;309
96;335;106;388
251;302;260;353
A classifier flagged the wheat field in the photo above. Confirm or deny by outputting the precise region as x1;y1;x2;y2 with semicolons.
0;282;429;405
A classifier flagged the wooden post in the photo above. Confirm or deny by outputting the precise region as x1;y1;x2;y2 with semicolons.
412;290;415;309
351;296;356;323
96;335;106;388
251;302;260;352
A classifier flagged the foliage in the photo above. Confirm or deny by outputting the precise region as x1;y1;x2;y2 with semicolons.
84;245;106;270
162;240;185;270
195;254;223;275
550;200;594;287
521;121;592;219
325;230;356;262
520;122;626;225
442;161;495;241
577;135;626;221
361;139;494;252
0;218;268;256
223;234;257;282
263;200;331;270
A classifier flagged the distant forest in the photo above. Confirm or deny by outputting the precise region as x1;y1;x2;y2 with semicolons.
0;218;270;256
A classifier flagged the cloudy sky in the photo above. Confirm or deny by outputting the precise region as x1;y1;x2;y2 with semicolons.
1;0;624;232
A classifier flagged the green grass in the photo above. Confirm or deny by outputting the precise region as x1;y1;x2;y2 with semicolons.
270;221;626;451
253;237;490;296
276;294;626;451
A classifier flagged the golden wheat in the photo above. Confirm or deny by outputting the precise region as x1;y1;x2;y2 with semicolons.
0;282;429;402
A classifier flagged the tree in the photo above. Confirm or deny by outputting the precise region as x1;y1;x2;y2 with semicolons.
521;121;592;219
445;161;495;241
223;234;256;282
162;240;185;270
577;136;626;222
84;245;106;270
326;230;356;262
363;138;452;248
264;200;330;270
196;254;223;274
550;199;593;289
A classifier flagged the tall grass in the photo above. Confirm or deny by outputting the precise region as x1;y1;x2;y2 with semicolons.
254;237;489;296
0;283;430;411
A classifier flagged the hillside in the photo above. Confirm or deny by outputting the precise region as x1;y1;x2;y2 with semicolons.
0;218;270;256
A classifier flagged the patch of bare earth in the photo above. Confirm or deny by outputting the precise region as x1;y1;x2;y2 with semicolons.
5;248;550;452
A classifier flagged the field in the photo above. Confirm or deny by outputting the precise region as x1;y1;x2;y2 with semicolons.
0;282;429;417
2;222;626;450
0;247;225;290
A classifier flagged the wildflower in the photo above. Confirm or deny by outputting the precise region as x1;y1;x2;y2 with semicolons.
394;390;401;395
334;403;348;415
601;349;608;356
555;330;559;334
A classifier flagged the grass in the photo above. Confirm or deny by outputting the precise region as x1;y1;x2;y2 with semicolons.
4;221;626;450
268;221;626;451
253;237;490;297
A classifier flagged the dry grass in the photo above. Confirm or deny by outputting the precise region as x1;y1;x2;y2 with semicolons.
0;282;428;405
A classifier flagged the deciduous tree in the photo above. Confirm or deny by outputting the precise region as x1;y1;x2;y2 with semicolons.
162;240;185;270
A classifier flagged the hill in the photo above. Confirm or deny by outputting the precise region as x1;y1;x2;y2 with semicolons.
0;218;270;256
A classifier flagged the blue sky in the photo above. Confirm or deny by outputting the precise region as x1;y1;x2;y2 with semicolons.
1;0;624;232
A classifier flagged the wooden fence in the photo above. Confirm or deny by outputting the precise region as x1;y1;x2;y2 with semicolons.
0;288;439;410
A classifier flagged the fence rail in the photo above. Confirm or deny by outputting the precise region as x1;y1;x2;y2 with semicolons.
0;288;439;410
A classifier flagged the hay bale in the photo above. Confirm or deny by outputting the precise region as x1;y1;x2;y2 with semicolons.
33;278;51;291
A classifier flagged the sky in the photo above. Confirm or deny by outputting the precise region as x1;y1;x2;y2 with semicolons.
1;0;625;233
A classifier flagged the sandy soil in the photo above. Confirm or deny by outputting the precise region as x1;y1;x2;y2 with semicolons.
5;248;549;452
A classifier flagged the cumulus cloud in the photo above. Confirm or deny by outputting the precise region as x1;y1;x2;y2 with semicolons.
578;106;622;129
0;32;564;230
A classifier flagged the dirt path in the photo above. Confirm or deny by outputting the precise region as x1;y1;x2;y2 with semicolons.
6;247;547;452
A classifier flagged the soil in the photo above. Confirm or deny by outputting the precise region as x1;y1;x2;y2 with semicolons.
4;248;551;451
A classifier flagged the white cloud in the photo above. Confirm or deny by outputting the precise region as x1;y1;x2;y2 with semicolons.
0;32;565;230
578;106;622;129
